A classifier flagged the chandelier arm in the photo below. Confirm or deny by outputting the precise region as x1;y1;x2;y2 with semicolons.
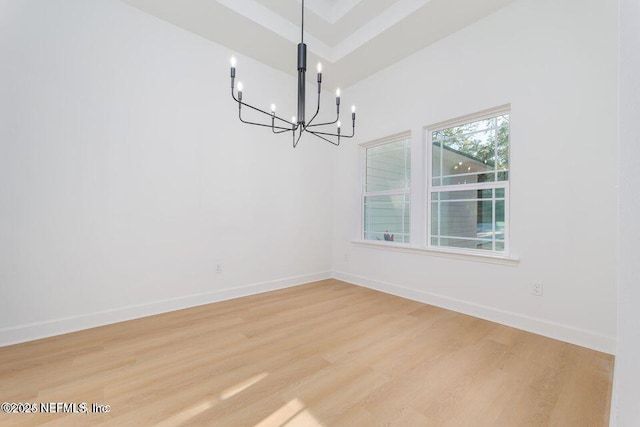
294;128;304;148
239;109;296;131
304;129;340;137
307;130;340;146
232;89;295;127
272;118;293;134
343;123;356;138
302;84;322;130
240;113;293;131
272;127;292;134
303;106;320;131
308;122;355;138
271;115;291;134
305;106;339;128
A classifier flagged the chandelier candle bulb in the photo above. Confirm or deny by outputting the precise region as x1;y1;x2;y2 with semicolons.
237;82;243;101
336;88;341;105
352;105;356;121
271;104;276;114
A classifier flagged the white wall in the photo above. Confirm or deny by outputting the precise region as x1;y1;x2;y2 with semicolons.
0;0;624;358
332;0;619;353
0;0;333;345
614;0;640;423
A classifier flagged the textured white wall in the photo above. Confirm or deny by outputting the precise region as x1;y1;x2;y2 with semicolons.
332;0;618;353
0;0;333;345
614;0;640;423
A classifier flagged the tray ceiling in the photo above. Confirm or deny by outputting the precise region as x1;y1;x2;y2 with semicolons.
122;0;514;88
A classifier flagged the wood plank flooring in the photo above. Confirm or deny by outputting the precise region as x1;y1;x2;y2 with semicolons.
0;279;614;426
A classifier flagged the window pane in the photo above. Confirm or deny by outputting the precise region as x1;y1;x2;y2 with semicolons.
366;139;411;192
364;194;410;243
477;241;494;251
432;142;441;177
434;200;491;240
438;126;495;179
430;192;505;252
441;172;495;186
428;111;509;253
439;237;493;251
497;115;509;170
438;189;493;201
439;141;494;178
432;113;510;186
477;200;494;240
431;202;438;237
496;200;505;240
446;117;495;136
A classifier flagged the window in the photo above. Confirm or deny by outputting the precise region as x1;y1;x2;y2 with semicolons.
362;135;411;244
429;109;509;253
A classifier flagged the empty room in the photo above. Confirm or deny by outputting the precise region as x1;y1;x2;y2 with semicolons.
1;0;638;425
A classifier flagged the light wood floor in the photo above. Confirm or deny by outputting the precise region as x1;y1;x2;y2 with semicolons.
0;279;614;426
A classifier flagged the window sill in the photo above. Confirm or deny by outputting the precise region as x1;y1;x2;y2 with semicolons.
351;240;520;266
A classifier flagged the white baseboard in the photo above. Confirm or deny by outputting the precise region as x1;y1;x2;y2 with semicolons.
0;271;332;348
2;270;616;355
332;271;616;355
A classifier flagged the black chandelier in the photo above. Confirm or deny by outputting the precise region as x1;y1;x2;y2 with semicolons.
229;0;356;148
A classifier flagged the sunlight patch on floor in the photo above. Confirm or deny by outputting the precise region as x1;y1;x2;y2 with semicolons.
155;399;217;427
255;398;306;427
220;372;268;400
155;373;269;426
283;408;324;426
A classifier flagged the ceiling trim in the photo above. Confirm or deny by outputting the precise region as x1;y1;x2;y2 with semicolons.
299;0;363;24
123;0;516;88
217;0;432;63
217;0;333;59
334;0;432;61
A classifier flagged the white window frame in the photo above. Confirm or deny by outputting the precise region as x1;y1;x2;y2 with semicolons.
425;105;511;256
360;131;412;245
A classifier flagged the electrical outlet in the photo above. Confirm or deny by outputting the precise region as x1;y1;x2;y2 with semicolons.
531;282;543;296
216;264;222;274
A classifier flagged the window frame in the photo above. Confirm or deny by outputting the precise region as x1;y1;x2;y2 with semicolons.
425;106;511;256
360;131;412;245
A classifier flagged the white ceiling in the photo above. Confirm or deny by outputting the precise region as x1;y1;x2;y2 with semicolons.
122;0;514;88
